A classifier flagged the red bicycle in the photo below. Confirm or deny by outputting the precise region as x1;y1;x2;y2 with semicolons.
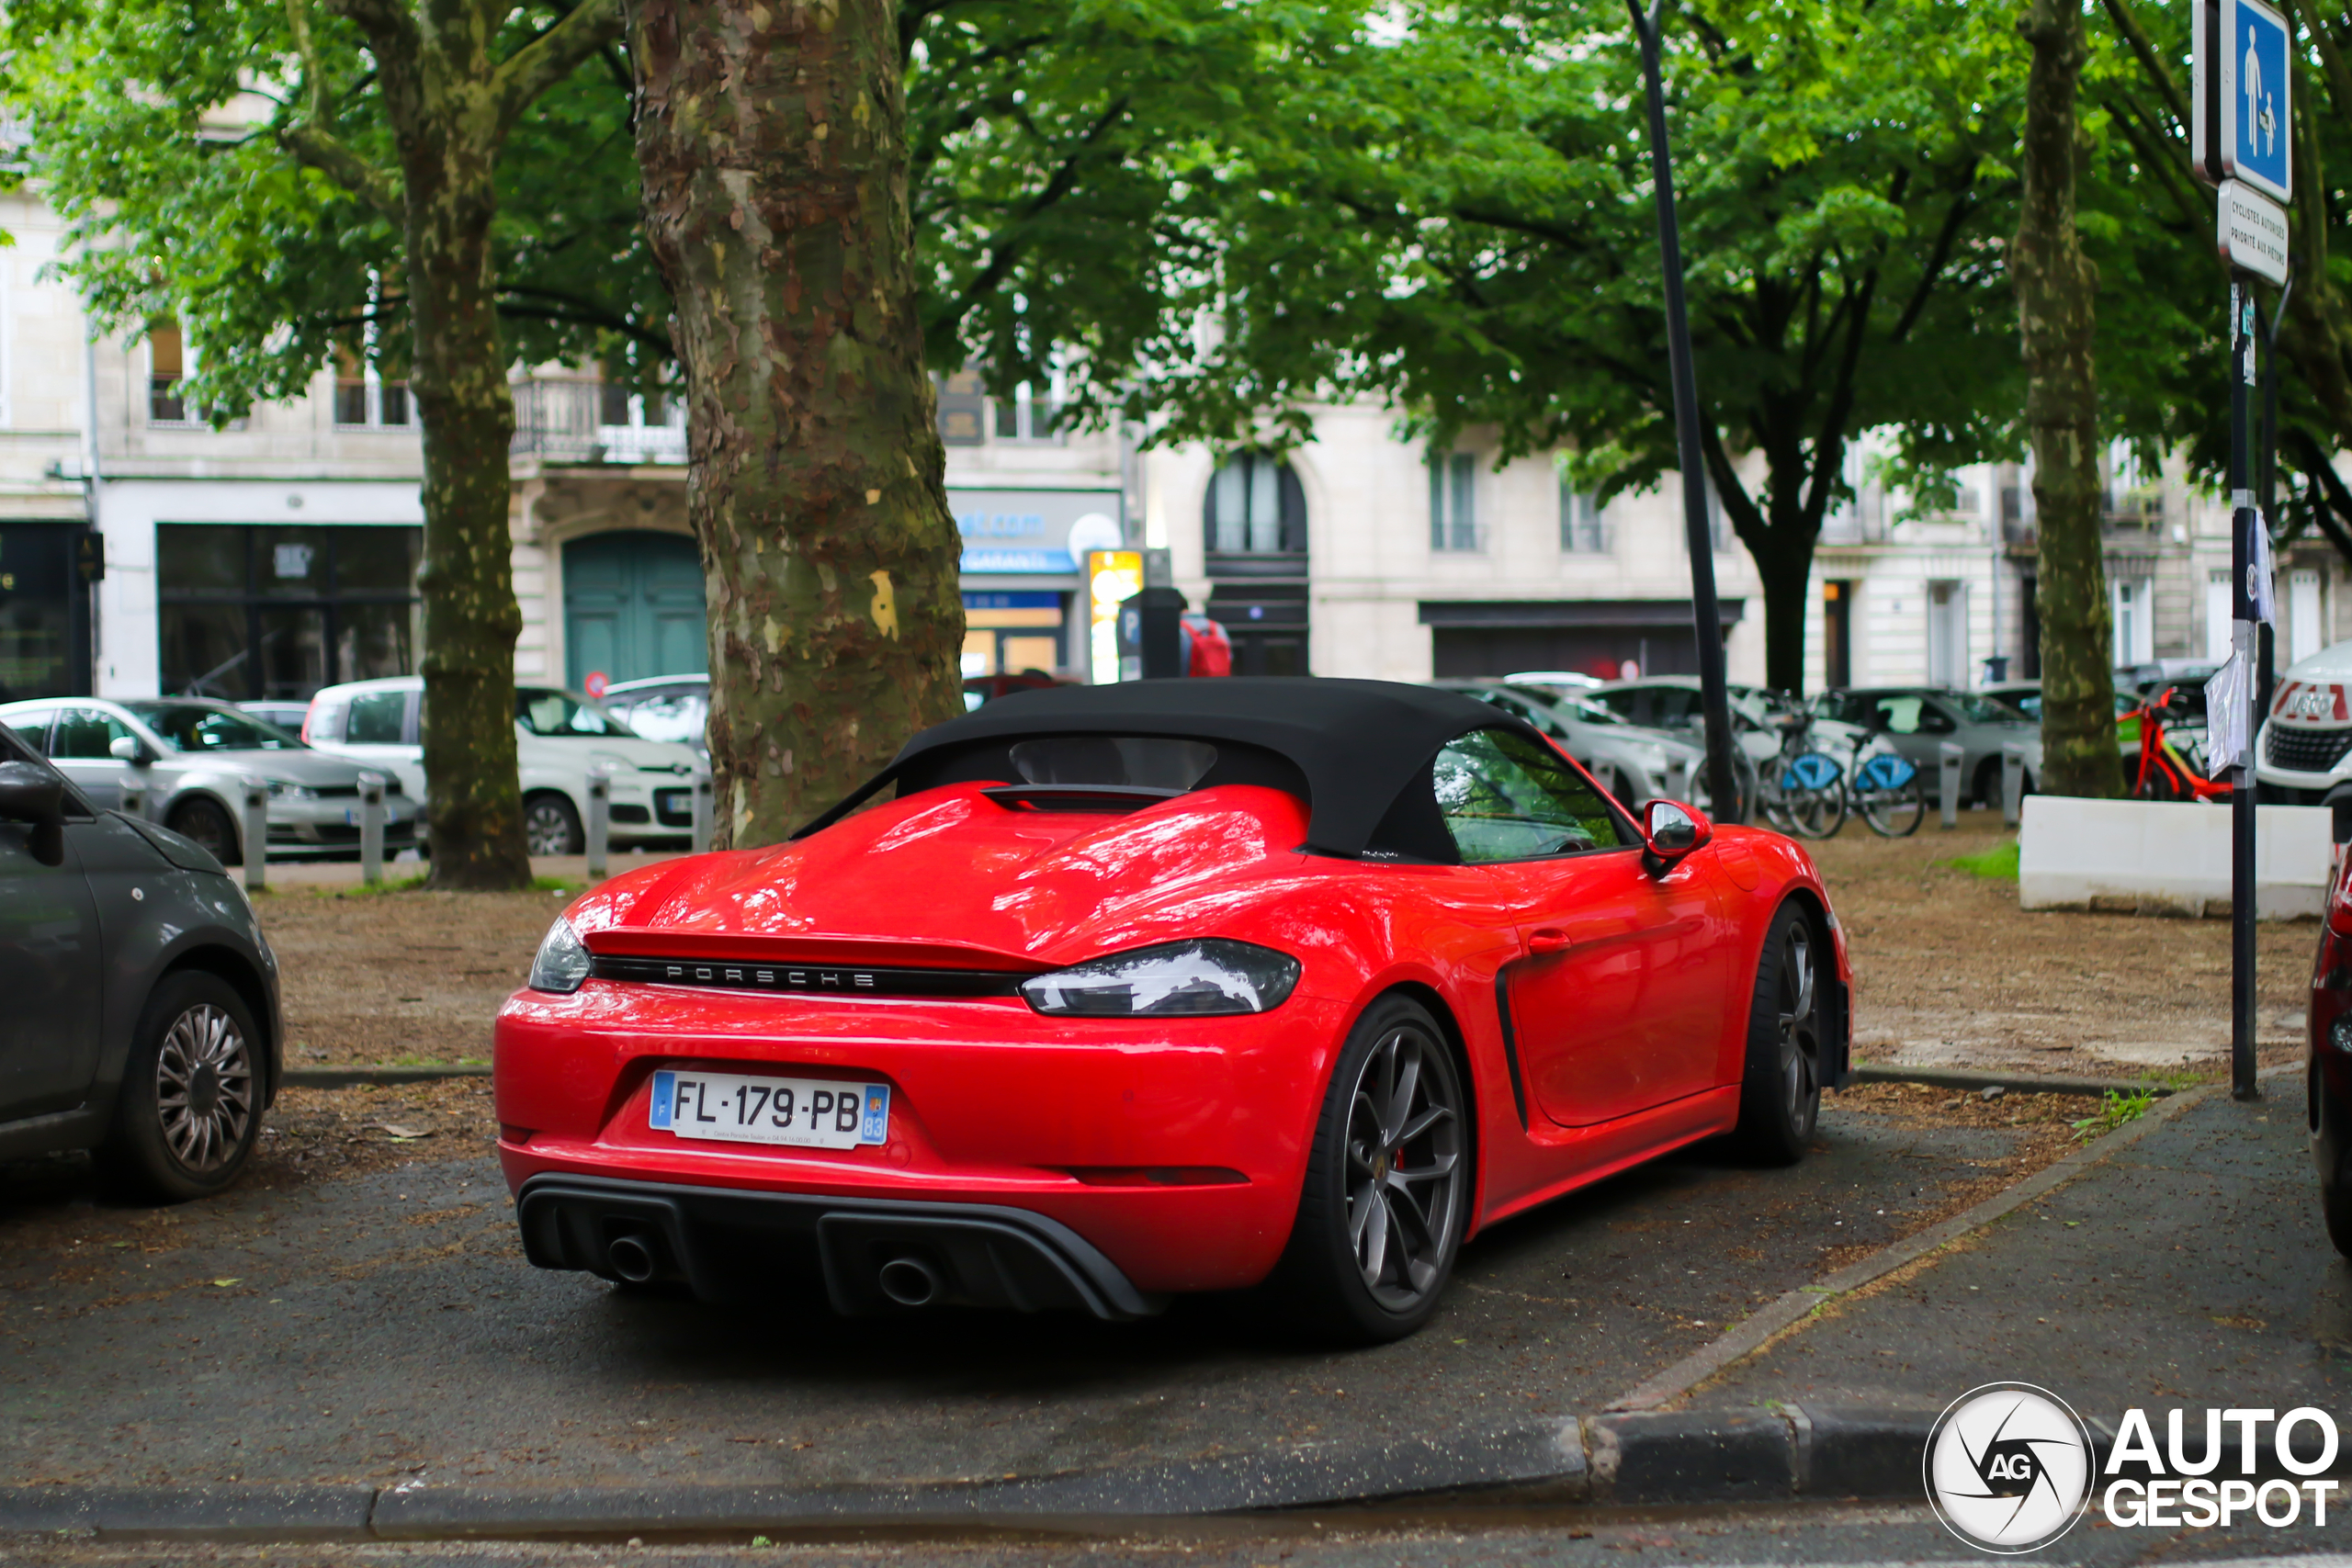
2131;684;2230;803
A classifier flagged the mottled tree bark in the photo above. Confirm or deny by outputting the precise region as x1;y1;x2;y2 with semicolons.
627;0;966;847
2015;0;2122;797
313;0;624;887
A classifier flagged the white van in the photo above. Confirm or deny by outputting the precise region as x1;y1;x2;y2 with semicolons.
302;677;705;855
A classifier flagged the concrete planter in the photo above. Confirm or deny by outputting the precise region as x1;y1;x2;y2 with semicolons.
2018;795;2332;919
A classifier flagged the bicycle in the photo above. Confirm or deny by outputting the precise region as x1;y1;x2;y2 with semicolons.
1835;722;1926;837
2130;684;2229;803
1758;714;1847;839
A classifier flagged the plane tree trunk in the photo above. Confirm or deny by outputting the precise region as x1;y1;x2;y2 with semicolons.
2015;0;2123;797
626;0;966;849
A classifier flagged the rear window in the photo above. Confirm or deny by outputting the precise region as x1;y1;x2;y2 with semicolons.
347;690;408;744
515;689;637;739
1009;737;1217;791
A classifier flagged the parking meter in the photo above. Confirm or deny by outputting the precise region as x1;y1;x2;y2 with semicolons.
240;779;268;891
1116;587;1187;680
357;772;387;885
691;772;714;854
2001;743;2027;829
1939;742;1964;830
584;763;612;881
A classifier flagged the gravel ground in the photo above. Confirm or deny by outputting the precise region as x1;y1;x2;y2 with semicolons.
253;822;2319;1081
1807;820;2316;1077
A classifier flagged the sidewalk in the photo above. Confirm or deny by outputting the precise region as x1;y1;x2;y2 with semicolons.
1684;1071;2348;1420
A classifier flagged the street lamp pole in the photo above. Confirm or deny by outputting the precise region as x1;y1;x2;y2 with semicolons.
1628;0;1744;822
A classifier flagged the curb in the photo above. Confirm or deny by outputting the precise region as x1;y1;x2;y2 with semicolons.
282;1065;491;1089
1846;1064;2187;1099
9;1403;2345;1540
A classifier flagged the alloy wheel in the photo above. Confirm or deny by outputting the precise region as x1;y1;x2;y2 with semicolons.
155;1002;254;1175
1342;1022;1464;1312
525;800;576;856
1776;921;1821;1135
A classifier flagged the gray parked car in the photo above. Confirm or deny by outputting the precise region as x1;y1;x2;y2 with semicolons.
0;697;422;866
1430;680;1726;811
0;723;282;1199
1810;687;2042;806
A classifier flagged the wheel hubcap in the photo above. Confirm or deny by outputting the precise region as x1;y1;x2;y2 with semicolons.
156;1003;254;1175
526;807;571;855
1777;924;1821;1133
1343;1025;1464;1312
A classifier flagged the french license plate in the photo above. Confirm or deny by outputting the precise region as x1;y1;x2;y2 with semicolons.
648;1069;888;1150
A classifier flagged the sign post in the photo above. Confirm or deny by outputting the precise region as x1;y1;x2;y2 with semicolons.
2197;0;2289;1103
1625;0;1744;823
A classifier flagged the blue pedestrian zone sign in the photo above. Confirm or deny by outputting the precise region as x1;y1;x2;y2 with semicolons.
2222;0;2292;201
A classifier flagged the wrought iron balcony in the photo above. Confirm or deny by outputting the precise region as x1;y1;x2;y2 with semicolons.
510;378;686;465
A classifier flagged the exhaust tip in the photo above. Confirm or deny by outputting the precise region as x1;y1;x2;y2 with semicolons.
607;1232;659;1284
876;1255;943;1308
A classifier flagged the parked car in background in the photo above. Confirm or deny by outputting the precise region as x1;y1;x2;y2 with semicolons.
601;675;708;759
301;677;703;856
1810;688;2041;807
1501;669;1604;698
1587;676;1902;777
2255;638;2352;833
0;697;422;866
964;671;1071;710
235;700;315;734
1980;679;2149;761
0;723;282;1200
1429;679;1723;812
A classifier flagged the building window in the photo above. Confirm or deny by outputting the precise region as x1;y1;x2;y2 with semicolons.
2111;576;2154;667
1560;485;1612;554
156;524;423;702
334;344;411;429
149;321;188;423
1204;452;1306;565
1430;451;1480;553
936;369;987;446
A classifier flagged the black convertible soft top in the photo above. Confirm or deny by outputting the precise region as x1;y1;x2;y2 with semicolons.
793;677;1555;860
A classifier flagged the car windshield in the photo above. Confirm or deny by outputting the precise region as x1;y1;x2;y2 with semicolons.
1506;687;1627;727
1947;693;2030;725
121;703;304;751
515;689;637;739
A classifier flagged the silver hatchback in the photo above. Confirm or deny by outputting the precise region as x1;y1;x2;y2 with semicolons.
0;697;422;865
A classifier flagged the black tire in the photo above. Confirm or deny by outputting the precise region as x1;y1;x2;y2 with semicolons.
523;792;583;856
1732;903;1826;1164
98;971;264;1202
2325;1179;2352;1260
167;796;242;866
1265;995;1470;1345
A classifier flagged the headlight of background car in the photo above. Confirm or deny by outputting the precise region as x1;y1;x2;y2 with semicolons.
263;779;319;800
527;917;594;994
1020;940;1301;1017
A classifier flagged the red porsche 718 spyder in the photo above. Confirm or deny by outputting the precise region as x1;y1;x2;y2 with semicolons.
495;679;1851;1343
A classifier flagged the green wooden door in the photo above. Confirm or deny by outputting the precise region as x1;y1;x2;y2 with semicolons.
564;531;707;690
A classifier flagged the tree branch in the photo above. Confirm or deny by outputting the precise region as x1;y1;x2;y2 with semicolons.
492;0;626;136
2095;0;2189;135
278;0;401;220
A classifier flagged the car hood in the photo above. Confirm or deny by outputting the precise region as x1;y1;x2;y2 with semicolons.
570;782;1316;969
2282;640;2352;683
155;748;380;786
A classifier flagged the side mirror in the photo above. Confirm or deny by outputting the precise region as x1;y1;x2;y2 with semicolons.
0;760;67;867
108;735;160;767
1641;797;1712;874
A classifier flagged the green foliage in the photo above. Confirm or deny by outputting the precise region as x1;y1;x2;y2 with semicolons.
1;0;658;418
2071;1086;2156;1140
1940;839;2020;880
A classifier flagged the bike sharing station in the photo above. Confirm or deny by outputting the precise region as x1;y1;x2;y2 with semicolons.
2018;0;2327;1097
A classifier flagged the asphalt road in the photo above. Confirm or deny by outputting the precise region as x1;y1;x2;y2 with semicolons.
0;1503;2342;1567
3;1098;2035;1494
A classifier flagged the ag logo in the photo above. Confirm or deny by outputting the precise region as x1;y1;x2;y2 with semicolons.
1925;1382;2094;1553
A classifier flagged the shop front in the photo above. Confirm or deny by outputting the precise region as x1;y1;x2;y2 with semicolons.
155;523;423;701
953;488;1121;680
0;523;95;702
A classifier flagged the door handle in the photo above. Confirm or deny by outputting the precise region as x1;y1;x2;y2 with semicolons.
1527;927;1572;953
